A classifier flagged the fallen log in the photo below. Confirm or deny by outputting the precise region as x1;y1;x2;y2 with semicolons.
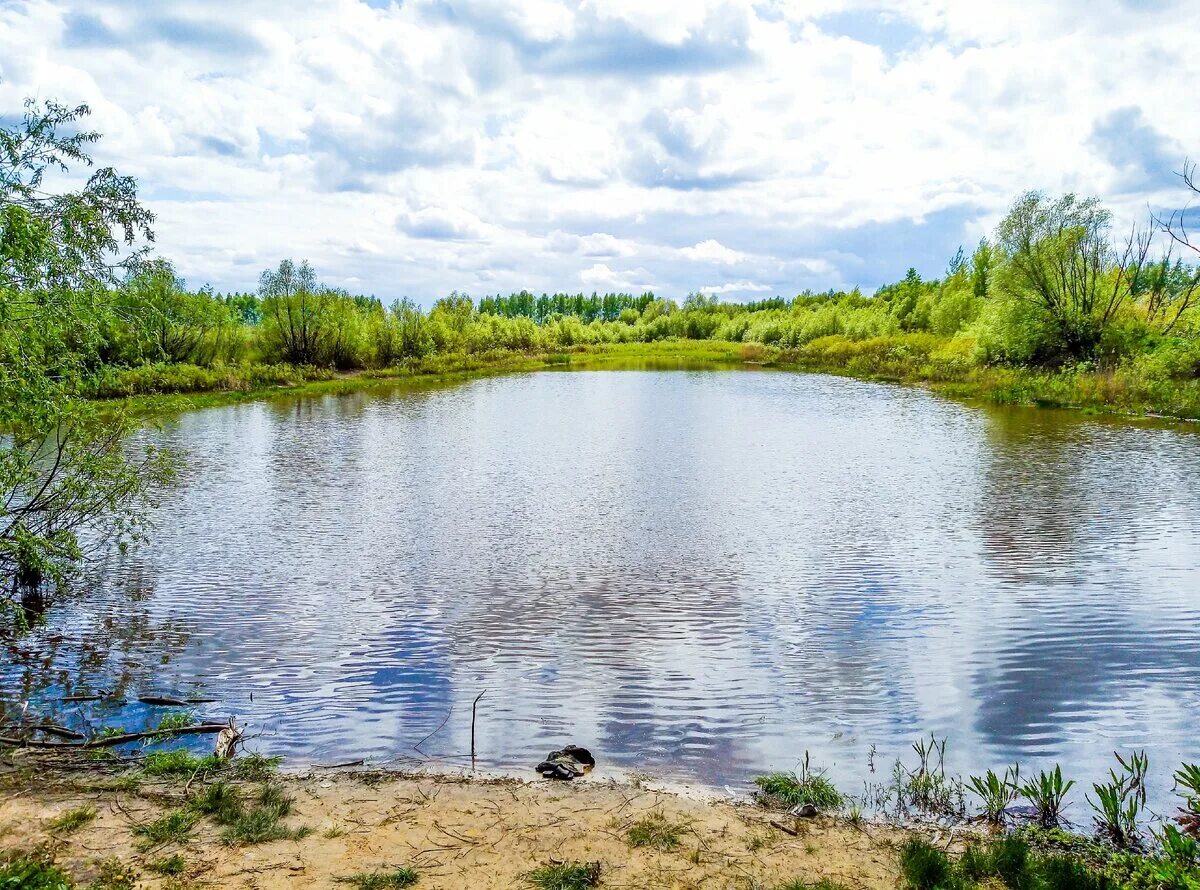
0;722;231;750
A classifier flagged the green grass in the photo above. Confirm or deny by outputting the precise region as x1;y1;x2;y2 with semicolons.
85;859;137;890
144;854;187;876
337;867;420;889
0;852;73;890
48;805;96;833
140;750;221;777
215;783;309;846
753;770;843;811
131;809;199;849
153;712;197;733
525;861;601;890
625;812;686;850
900;837;964;890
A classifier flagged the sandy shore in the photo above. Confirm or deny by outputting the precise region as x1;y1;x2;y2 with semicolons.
0;761;919;889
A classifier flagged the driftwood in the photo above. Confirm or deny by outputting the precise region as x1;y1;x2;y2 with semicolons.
769;819;800;836
214;718;242;760
0;722;231;750
34;723;86;741
138;696;218;706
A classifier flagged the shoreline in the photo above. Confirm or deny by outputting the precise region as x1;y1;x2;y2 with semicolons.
88;340;1200;428
0;758;917;889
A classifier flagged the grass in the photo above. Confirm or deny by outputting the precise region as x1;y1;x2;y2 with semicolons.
215;783;309;846
525;861;601;890
754;754;843;811
337;867;420;889
140;750;221;777
48;805;96;834
145;855;187;876
131;809;199;849
625;812;686;850
777;881;852;890
85;859;137;890
0;852;73;890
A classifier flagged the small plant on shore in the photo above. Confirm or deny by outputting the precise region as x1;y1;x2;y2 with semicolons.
626;812;686;850
776;880;851;890
1174;763;1200;837
1153;824;1199;869
87;858;137;890
1088;751;1147;847
0;851;72;890
900;837;962;890
754;753;843;811
141;750;221;777
338;867;419;889
188;781;243;821
145;854;187;876
1021;765;1076;828
525;861;601;890
153;711;197;732
968;765;1021;824
132;809;199;850
48;805;96;834
216;783;309;846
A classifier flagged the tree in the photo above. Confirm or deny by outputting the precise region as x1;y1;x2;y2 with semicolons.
1;98;173;615
995;192;1137;362
258;259;328;365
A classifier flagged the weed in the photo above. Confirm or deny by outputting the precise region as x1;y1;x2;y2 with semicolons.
141;750;220;777
153;712;197;734
754;753;843;811
1174;763;1200;836
145;855;187;876
338;867;419;889
1020;765;1076;828
188;781;242;821
1153;824;1199;868
1088;751;1147;847
229;753;282;781
968;765;1021;823
323;825;348;839
131;810;199;849
893;737;965;819
776;881;852;890
524;861;601;890
86;858;136;890
626;812;685;850
847;804;863;827
217;783;309;846
747;832;771;852
0;851;72;890
899;837;960;890
48;806;96;834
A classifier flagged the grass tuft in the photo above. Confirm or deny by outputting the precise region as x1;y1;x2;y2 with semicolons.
140;750;221;777
626;812;686;850
525;861;601;890
777;881;852;890
48;805;96;834
145;854;187;876
216;783;309;846
338;867;419;889
131;809;199;850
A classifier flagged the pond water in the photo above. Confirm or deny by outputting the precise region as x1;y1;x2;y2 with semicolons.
5;369;1200;816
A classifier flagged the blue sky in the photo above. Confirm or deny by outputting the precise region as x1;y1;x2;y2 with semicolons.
1;0;1196;303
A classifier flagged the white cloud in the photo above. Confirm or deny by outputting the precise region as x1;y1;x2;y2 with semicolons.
2;0;1198;301
698;281;772;294
680;239;747;264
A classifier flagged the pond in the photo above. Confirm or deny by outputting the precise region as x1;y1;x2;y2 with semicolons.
5;368;1200;816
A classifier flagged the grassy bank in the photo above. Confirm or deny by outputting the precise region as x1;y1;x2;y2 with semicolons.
91;337;1200;425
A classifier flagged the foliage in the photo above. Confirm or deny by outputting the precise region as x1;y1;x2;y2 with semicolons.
1020;766;1076;828
625;812;686;849
0;851;73;890
48;805;96;834
131;809;199;849
524;861;600;890
754;753;843;810
1088;751;1148;848
968;765;1021;824
1;96;173;613
338;867;419;889
141;750;221;776
144;855;187;877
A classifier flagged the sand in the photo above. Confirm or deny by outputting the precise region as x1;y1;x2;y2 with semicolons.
0;762;920;889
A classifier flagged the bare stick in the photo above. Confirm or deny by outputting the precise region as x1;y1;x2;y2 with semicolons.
470;690;487;769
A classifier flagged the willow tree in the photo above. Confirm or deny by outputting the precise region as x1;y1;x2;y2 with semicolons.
1;97;173;617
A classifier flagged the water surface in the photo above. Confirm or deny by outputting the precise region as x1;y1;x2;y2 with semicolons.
5;369;1200;815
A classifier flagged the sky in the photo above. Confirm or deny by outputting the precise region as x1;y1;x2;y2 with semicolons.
1;0;1198;304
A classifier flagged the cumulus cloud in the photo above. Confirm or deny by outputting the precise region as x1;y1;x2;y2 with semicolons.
2;0;1197;301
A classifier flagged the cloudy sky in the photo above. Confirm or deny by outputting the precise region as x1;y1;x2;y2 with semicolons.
1;0;1197;303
